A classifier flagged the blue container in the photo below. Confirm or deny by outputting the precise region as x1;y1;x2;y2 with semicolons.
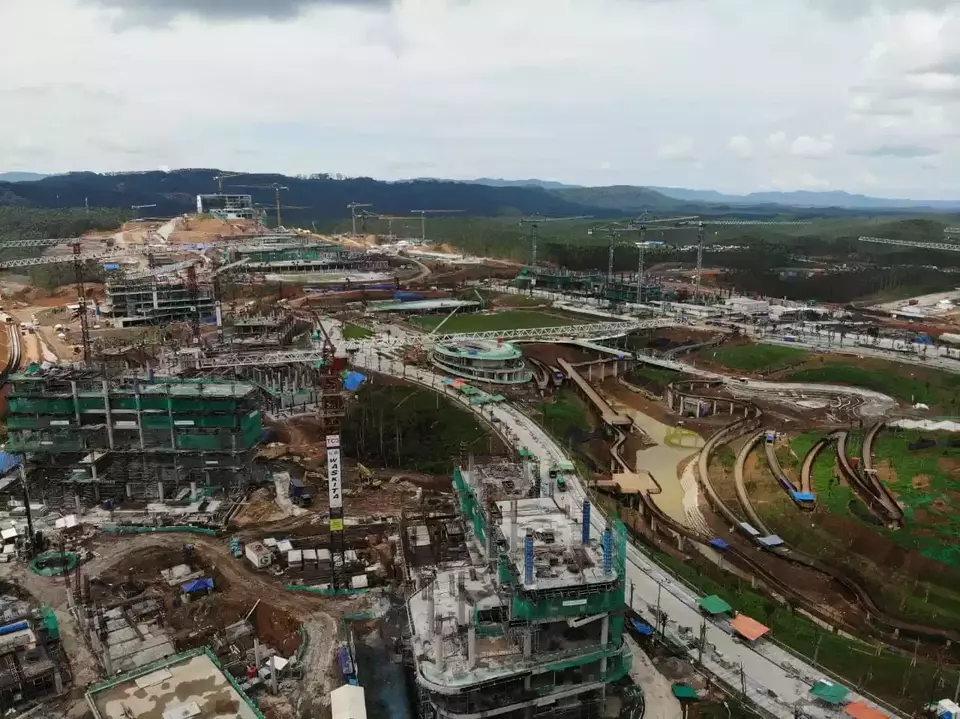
524;532;534;584
0;621;29;636
581;502;591;544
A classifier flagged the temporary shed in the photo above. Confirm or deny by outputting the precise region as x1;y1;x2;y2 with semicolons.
331;684;367;719
844;702;889;719
697;595;732;616
672;684;699;701
730;614;770;642
810;680;850;705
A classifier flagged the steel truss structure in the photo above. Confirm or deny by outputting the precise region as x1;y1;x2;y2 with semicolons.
0;246;154;268
858;235;960;252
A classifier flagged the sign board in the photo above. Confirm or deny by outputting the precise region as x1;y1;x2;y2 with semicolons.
329;518;344;532
326;434;342;510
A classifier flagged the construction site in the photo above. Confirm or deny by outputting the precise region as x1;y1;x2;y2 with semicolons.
0;202;955;719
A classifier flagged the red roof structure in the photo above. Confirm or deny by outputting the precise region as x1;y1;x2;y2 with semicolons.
844;702;889;719
730;614;770;642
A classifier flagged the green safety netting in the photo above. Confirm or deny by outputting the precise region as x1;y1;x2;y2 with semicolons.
30;552;78;576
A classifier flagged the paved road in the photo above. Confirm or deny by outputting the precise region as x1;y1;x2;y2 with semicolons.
349;346;900;719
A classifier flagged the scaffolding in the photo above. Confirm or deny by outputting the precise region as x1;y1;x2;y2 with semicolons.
410;464;630;718
105;272;216;328
6;368;267;509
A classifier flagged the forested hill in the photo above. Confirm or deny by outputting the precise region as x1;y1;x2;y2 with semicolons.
0;170;643;219
0;169;916;221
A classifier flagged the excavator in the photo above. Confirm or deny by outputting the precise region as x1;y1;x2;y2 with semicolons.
357;463;382;489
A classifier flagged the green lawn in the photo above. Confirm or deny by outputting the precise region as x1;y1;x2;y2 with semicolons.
701;343;810;372
343;323;374;340
786;361;960;408
411;310;582;334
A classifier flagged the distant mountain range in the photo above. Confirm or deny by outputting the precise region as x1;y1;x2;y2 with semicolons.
0;172;48;183
1;169;956;220
463;178;960;211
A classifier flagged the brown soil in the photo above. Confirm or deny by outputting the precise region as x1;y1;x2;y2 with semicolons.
522;343;597;366
874;459;898;487
912;474;932;490
937;457;960;474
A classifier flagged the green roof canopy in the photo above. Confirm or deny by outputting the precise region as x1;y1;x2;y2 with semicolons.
672;684;699;701
697;595;733;615
811;680;849;705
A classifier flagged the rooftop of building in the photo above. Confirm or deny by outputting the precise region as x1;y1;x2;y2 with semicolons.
9;371;256;398
86;648;262;719
371;299;481;313
495;496;617;590
434;338;523;360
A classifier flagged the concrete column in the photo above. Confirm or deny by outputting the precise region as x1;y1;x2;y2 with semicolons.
70;380;82;426
74;494;82;515
125;483;132;499
711;400;717;415
523;627;532;658
600;614;610;675
190;481;198;500
101;380;115;450
157;482;165;502
467;625;476;670
588;364;593;381
484;509;493;562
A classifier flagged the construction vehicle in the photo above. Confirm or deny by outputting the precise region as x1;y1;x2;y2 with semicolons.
290;476;313;507
357;463;382;488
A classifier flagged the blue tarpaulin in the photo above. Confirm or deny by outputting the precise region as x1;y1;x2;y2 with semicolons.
793;491;815;501
181;578;214;593
709;538;730;550
343;372;367;391
0;454;21;475
630;619;654;636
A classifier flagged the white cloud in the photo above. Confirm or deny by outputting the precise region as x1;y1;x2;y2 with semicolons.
0;0;957;197
790;134;835;158
657;137;698;162
727;135;754;159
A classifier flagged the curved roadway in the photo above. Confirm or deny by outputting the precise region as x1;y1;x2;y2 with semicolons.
734;431;773;534
349;345;900;719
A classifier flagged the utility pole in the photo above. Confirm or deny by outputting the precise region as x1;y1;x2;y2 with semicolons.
73;242;91;364
273;184;289;227
695;222;705;302
698;616;707;664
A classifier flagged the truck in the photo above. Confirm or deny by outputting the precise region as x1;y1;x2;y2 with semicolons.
289;477;313;507
783;334;798;343
556;477;567;492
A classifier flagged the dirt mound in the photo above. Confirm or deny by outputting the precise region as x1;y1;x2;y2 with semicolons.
912;474;932;490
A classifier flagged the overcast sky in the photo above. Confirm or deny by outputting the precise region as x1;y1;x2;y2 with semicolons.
2;0;960;197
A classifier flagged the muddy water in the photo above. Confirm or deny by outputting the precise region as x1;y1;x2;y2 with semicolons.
605;395;703;526
353;598;414;719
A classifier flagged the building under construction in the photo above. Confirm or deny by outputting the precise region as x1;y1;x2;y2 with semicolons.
6;368;266;510
405;461;630;719
105;266;216;328
225;312;303;348
231;242;389;276
515;269;664;303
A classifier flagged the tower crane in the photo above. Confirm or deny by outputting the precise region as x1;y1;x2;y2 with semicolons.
231;184;290;226
669;219;811;300
131;204;157;220
213;173;247;194
589;216;698;300
409;209;463;243
519;215;590;268
347;203;373;236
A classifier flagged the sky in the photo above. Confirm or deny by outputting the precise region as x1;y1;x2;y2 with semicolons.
2;0;960;197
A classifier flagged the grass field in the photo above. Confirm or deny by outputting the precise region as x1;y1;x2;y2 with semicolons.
410;309;584;334
699;343;810;372
761;432;960;630
342;323;374;340
786;359;960;408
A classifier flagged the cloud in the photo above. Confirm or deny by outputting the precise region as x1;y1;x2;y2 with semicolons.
790;134;835;158
807;0;960;21
657;138;697;162
82;0;393;25
849;143;940;158
727;135;754;159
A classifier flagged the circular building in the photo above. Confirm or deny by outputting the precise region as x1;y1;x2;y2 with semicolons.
432;339;532;384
